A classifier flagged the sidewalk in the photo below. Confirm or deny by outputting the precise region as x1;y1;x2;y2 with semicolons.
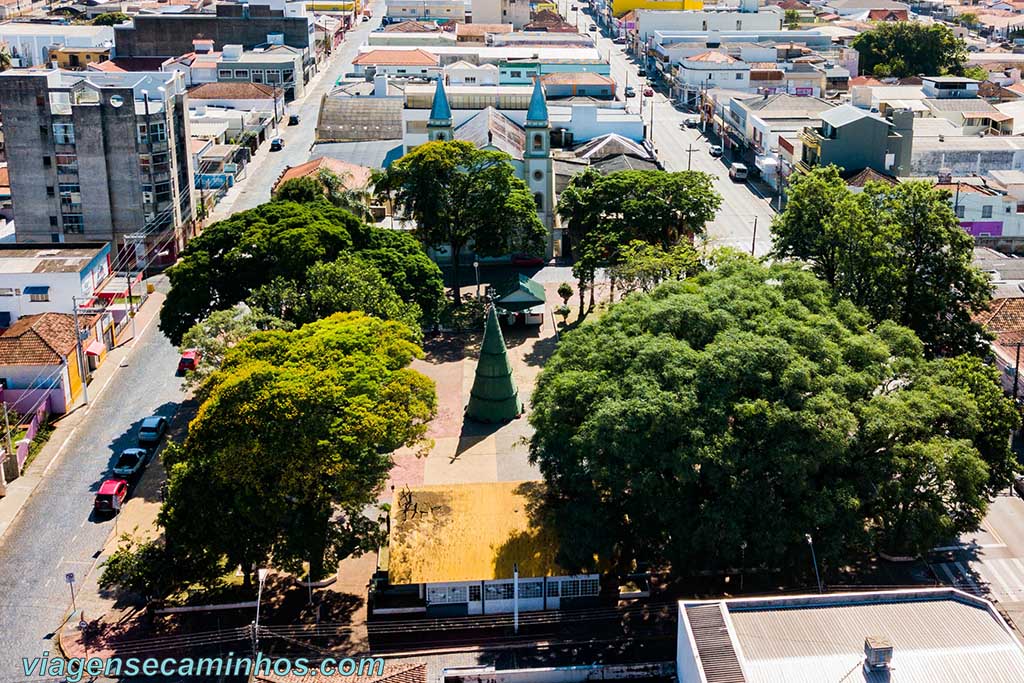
0;288;166;539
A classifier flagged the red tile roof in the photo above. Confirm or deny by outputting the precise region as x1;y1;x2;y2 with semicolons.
353;49;439;67
976;298;1024;347
0;313;94;366
273;157;373;193
541;72;616;86
189;82;278;100
687;51;740;64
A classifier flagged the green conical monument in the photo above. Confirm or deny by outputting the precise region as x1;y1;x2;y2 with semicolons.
466;306;523;422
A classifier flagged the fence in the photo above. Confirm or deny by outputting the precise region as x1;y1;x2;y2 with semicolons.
0;394;50;486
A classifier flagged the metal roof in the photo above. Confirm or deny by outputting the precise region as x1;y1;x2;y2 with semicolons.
680;589;1024;683
819;104;887;128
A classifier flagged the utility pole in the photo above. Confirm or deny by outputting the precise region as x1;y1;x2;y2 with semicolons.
2;400;14;462
1014;338;1022;401
750;217;758;256
126;271;137;341
513;563;520;635
685;144;697;170
71;296;89;405
806;534;823;593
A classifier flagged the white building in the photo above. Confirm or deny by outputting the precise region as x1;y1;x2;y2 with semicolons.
385;0;467;22
0;244;112;328
352;48;443;79
636;6;783;42
0;24;114;68
678;51;750;106
445;61;500;85
472;0;531;29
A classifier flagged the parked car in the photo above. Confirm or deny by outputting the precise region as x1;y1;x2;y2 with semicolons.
1014;473;1024;498
624;86;636;98
571;4;578;9
270;138;284;151
288;114;300;126
637;67;646;77
709;144;723;157
588;25;598;32
613;36;627;44
138;416;168;447
177;349;201;375
94;479;128;515
512;253;545;267
728;162;749;181
643;87;654;97
113;448;148;478
361;14;370;21
684;118;699;128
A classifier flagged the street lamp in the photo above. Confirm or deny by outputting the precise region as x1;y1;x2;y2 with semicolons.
739;540;747;592
253;567;269;656
473;260;480;298
805;534;823;594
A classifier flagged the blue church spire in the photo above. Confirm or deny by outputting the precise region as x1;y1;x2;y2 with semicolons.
429;77;452;124
526;77;548;127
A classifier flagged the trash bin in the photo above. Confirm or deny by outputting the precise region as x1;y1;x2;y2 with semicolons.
146;283;155;294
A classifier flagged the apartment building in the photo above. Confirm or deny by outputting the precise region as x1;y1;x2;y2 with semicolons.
0;70;196;266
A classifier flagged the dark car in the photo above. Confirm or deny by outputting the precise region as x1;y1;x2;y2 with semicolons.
512;253;545;267
1014;473;1024;498
113;448;148;478
94;479;128;515
624;86;636;98
270;138;284;151
588;25;598;32
288;114;300;126
613;36;627;44
138;416;168;447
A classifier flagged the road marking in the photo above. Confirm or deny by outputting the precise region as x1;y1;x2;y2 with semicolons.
987;523;1009;548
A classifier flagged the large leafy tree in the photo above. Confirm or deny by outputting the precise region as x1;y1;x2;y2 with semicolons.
179;307;292;388
159;201;444;343
852;22;967;78
161;313;436;584
772;167;991;356
529;255;1017;579
376;140;546;306
558;168;720;313
275;169;372;220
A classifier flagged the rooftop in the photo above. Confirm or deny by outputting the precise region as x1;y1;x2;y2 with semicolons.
274;157;373;193
353;48;439;67
680;589;1024;683
388;481;562;584
0;313;95;366
188;82;278;100
0;244;108;274
819;103;887;128
685;50;741;64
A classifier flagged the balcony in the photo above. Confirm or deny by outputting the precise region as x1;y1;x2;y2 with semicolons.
799;127;823;150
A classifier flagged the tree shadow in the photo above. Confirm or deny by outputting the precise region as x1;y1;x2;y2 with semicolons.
422;332;474;364
523;334;558;368
491;482;561;578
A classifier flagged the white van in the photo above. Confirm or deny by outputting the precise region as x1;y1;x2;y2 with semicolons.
729;163;748;181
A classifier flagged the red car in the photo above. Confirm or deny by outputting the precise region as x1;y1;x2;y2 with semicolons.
177;349;202;374
643;87;654;97
511;253;545;267
94;479;129;515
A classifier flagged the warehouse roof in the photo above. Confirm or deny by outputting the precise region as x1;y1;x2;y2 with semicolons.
680;589;1024;683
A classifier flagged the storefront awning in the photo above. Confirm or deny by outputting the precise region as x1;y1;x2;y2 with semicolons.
85;340;106;357
23;286;49;296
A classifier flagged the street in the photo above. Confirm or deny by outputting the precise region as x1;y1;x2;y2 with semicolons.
0;280;184;681
933;490;1024;632
576;4;777;257
209;0;387;219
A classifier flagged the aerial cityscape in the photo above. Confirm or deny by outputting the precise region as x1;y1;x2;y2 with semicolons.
2;0;1024;680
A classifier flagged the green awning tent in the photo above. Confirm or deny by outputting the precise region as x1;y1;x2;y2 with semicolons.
497;274;546;313
465;305;524;423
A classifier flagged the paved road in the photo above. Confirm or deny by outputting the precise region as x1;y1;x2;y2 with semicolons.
0;279;183;682
210;0;387;219
578;5;776;257
934;490;1024;631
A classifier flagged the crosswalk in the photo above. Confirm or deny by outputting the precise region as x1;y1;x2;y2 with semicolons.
936;558;1024;602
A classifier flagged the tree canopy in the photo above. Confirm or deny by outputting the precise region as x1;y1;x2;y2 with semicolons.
92;12;129;25
376;140;546;305
772;166;991;356
529;255;1017;579
274;168;372;219
558;168;720;313
852;22;967;78
161;313;436;583
179;307;292;389
159;201;444;343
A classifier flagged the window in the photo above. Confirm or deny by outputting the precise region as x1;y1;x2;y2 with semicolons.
465;76;476;84
546;580;559;597
36;95;45;107
468;585;481;602
982;205;993;218
533;170;543;181
42;156;51;168
284;70;294;83
55;154;77;175
49;216;58;227
426;585;467;604
29;291;50;302
519;582;543;599
137;121;167;144
484;582;515;600
62;216;84;234
46;186;54;198
955;205;965;218
266;70;281;83
735;72;743;80
251;69;264;83
534;192;543;208
234;69;250;79
533;133;544;150
52;123;75;144
511;70;522;78
0;289;14;297
218;69;233;78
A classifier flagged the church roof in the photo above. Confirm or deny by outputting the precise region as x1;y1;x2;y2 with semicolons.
455;107;525;158
429;77;452;123
573;133;651;162
527;78;549;125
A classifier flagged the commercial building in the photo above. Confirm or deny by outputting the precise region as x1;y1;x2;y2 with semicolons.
385;0;467;22
471;0;531;29
0;69;196;265
635;3;784;42
677;588;1024;682
798;104;914;177
0;244;111;328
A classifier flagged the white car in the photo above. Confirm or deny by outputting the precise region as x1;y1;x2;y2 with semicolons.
709;144;723;157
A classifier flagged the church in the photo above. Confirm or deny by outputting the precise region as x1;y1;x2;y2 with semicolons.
425;77;559;259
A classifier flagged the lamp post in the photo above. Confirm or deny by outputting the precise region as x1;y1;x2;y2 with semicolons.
739;540;747;592
253;567;269;656
473;260;480;298
805;534;823;594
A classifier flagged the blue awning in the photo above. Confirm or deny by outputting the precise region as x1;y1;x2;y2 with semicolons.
23;286;49;295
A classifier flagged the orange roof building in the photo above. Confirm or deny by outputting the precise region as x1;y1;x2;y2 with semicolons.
273;158;374;195
353;49;440;67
